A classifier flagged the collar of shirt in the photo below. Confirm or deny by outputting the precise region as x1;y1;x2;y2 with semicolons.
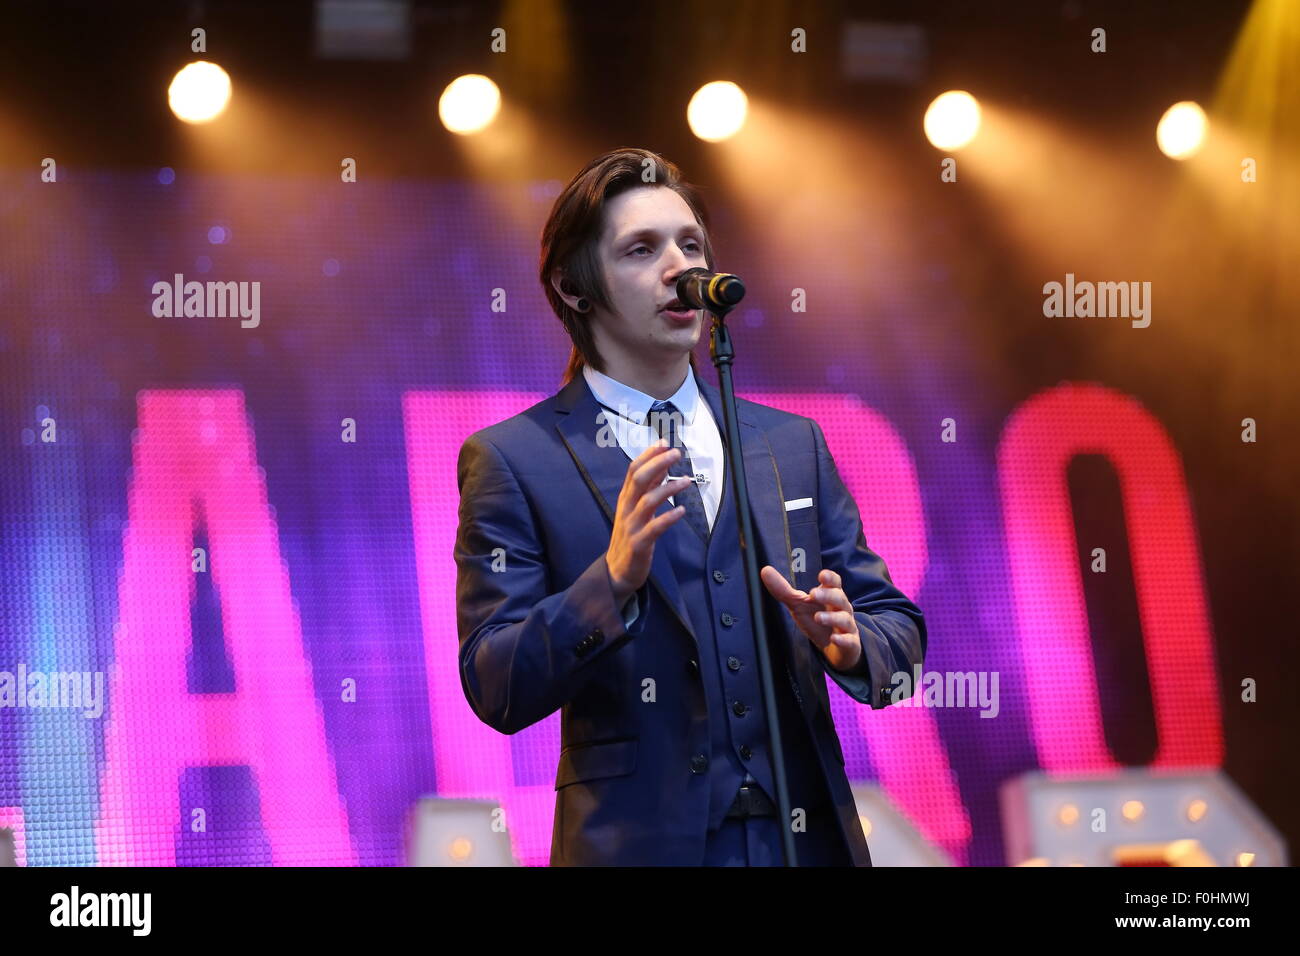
581;363;700;427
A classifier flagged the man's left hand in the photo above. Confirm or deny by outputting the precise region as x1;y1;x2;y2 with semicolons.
759;565;863;673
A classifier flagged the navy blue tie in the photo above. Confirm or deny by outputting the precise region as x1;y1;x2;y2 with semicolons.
648;400;710;541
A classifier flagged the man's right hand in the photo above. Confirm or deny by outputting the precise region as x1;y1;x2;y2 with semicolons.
606;438;692;603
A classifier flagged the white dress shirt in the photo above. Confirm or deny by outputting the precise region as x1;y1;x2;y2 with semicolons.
582;362;727;627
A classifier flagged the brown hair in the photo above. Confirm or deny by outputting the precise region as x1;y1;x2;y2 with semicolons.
539;147;716;388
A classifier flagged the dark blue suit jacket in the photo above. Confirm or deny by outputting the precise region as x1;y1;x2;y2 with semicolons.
454;369;926;865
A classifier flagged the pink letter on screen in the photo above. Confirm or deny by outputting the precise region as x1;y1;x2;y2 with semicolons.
998;383;1221;771
95;391;355;865
404;390;552;866
748;392;970;863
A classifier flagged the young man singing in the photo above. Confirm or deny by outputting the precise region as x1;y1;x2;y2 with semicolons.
454;147;926;866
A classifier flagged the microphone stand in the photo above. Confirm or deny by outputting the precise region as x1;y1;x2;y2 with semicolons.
706;306;799;867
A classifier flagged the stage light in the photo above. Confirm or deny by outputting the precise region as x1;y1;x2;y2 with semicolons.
687;81;748;142
1000;769;1288;866
168;61;232;124
1156;101;1208;158
438;74;501;135
406;797;518;866
924;90;981;150
1113;839;1215;866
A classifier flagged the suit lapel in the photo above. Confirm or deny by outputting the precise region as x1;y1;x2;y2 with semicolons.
554;369;798;672
554;375;697;651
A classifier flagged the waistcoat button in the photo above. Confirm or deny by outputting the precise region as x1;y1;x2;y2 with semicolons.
712;569;727;584
727;656;741;671
690;754;708;774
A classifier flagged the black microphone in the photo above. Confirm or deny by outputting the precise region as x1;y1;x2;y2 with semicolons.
676;267;745;313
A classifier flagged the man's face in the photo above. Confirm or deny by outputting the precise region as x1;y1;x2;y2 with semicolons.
591;185;709;365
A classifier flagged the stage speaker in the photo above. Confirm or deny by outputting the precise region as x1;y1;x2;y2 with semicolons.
1000;768;1287;866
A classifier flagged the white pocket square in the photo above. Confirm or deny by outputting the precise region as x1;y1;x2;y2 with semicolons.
783;497;813;512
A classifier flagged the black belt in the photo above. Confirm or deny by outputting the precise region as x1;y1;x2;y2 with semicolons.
725;782;777;819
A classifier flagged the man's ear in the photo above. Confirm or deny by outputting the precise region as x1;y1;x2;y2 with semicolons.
550;270;580;309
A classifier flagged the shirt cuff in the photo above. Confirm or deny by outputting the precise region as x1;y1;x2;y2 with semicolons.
603;559;640;630
621;592;640;628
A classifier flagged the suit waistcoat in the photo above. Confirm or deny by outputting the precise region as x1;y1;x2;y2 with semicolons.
657;465;836;830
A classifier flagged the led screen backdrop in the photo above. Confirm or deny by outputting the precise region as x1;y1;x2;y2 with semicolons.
0;170;1277;866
